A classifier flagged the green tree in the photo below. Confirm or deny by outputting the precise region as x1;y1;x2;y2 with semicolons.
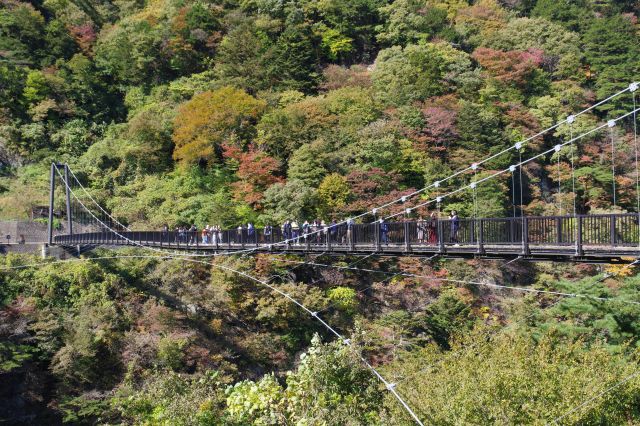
0;2;46;65
419;289;474;348
531;0;591;32
226;335;383;424
0;64;26;117
43;19;77;63
383;329;640;425
306;0;385;62
317;173;351;217
327;286;358;315
455;101;505;156
51;119;104;156
214;18;273;93
583;15;640;115
287;143;327;187
372;43;469;106
269;23;321;92
260;180;318;224
113;370;226;425
316;23;353;62
22;70;51;106
58;53;126;122
377;0;450;47
95;18;166;85
156;336;188;371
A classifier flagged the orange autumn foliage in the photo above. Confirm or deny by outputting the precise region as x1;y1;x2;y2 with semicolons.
223;144;283;208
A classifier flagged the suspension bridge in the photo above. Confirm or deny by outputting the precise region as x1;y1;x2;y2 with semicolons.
45;81;640;264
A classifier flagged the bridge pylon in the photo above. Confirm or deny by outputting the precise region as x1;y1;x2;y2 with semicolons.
47;163;73;246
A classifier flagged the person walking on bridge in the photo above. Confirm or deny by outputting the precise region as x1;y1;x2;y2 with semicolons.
283;220;292;245
162;224;169;244
380;218;389;245
291;220;299;244
189;224;197;245
210;225;218;245
313;219;321;244
427;212;438;244
417;216;426;243
202;225;209;244
302;220;310;243
345;218;354;245
214;224;222;245
449;210;459;245
264;224;272;244
330;219;337;243
247;222;255;244
236;225;243;244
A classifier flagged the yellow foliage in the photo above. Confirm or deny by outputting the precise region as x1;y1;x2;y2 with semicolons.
317;173;351;216
172;87;266;165
605;263;636;278
209;318;223;334
455;0;507;41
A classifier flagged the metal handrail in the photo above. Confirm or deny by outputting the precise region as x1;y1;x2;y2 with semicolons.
52;213;640;258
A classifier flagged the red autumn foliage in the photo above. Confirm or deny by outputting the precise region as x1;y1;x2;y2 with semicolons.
69;23;96;54
500;102;543;149
342;168;415;215
414;106;458;153
472;47;544;87
223;144;284;208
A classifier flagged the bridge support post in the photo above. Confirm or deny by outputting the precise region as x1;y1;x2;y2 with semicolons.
438;219;445;254
521;217;530;256
404;222;411;253
556;217;562;244
348;225;355;251
477;219;485;255
576;215;584;257
47;163;56;246
470;220;475;244
610;215;616;246
64;164;73;236
326;227;331;252
375;222;381;252
509;219;515;243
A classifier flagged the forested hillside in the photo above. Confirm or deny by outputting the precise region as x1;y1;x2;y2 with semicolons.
1;0;640;424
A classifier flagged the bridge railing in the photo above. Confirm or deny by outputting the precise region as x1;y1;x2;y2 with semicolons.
52;213;640;256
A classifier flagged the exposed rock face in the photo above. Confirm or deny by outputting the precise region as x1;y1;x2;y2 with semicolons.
0;137;23;169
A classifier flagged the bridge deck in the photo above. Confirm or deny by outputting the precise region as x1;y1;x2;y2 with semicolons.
55;240;640;263
53;213;640;263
